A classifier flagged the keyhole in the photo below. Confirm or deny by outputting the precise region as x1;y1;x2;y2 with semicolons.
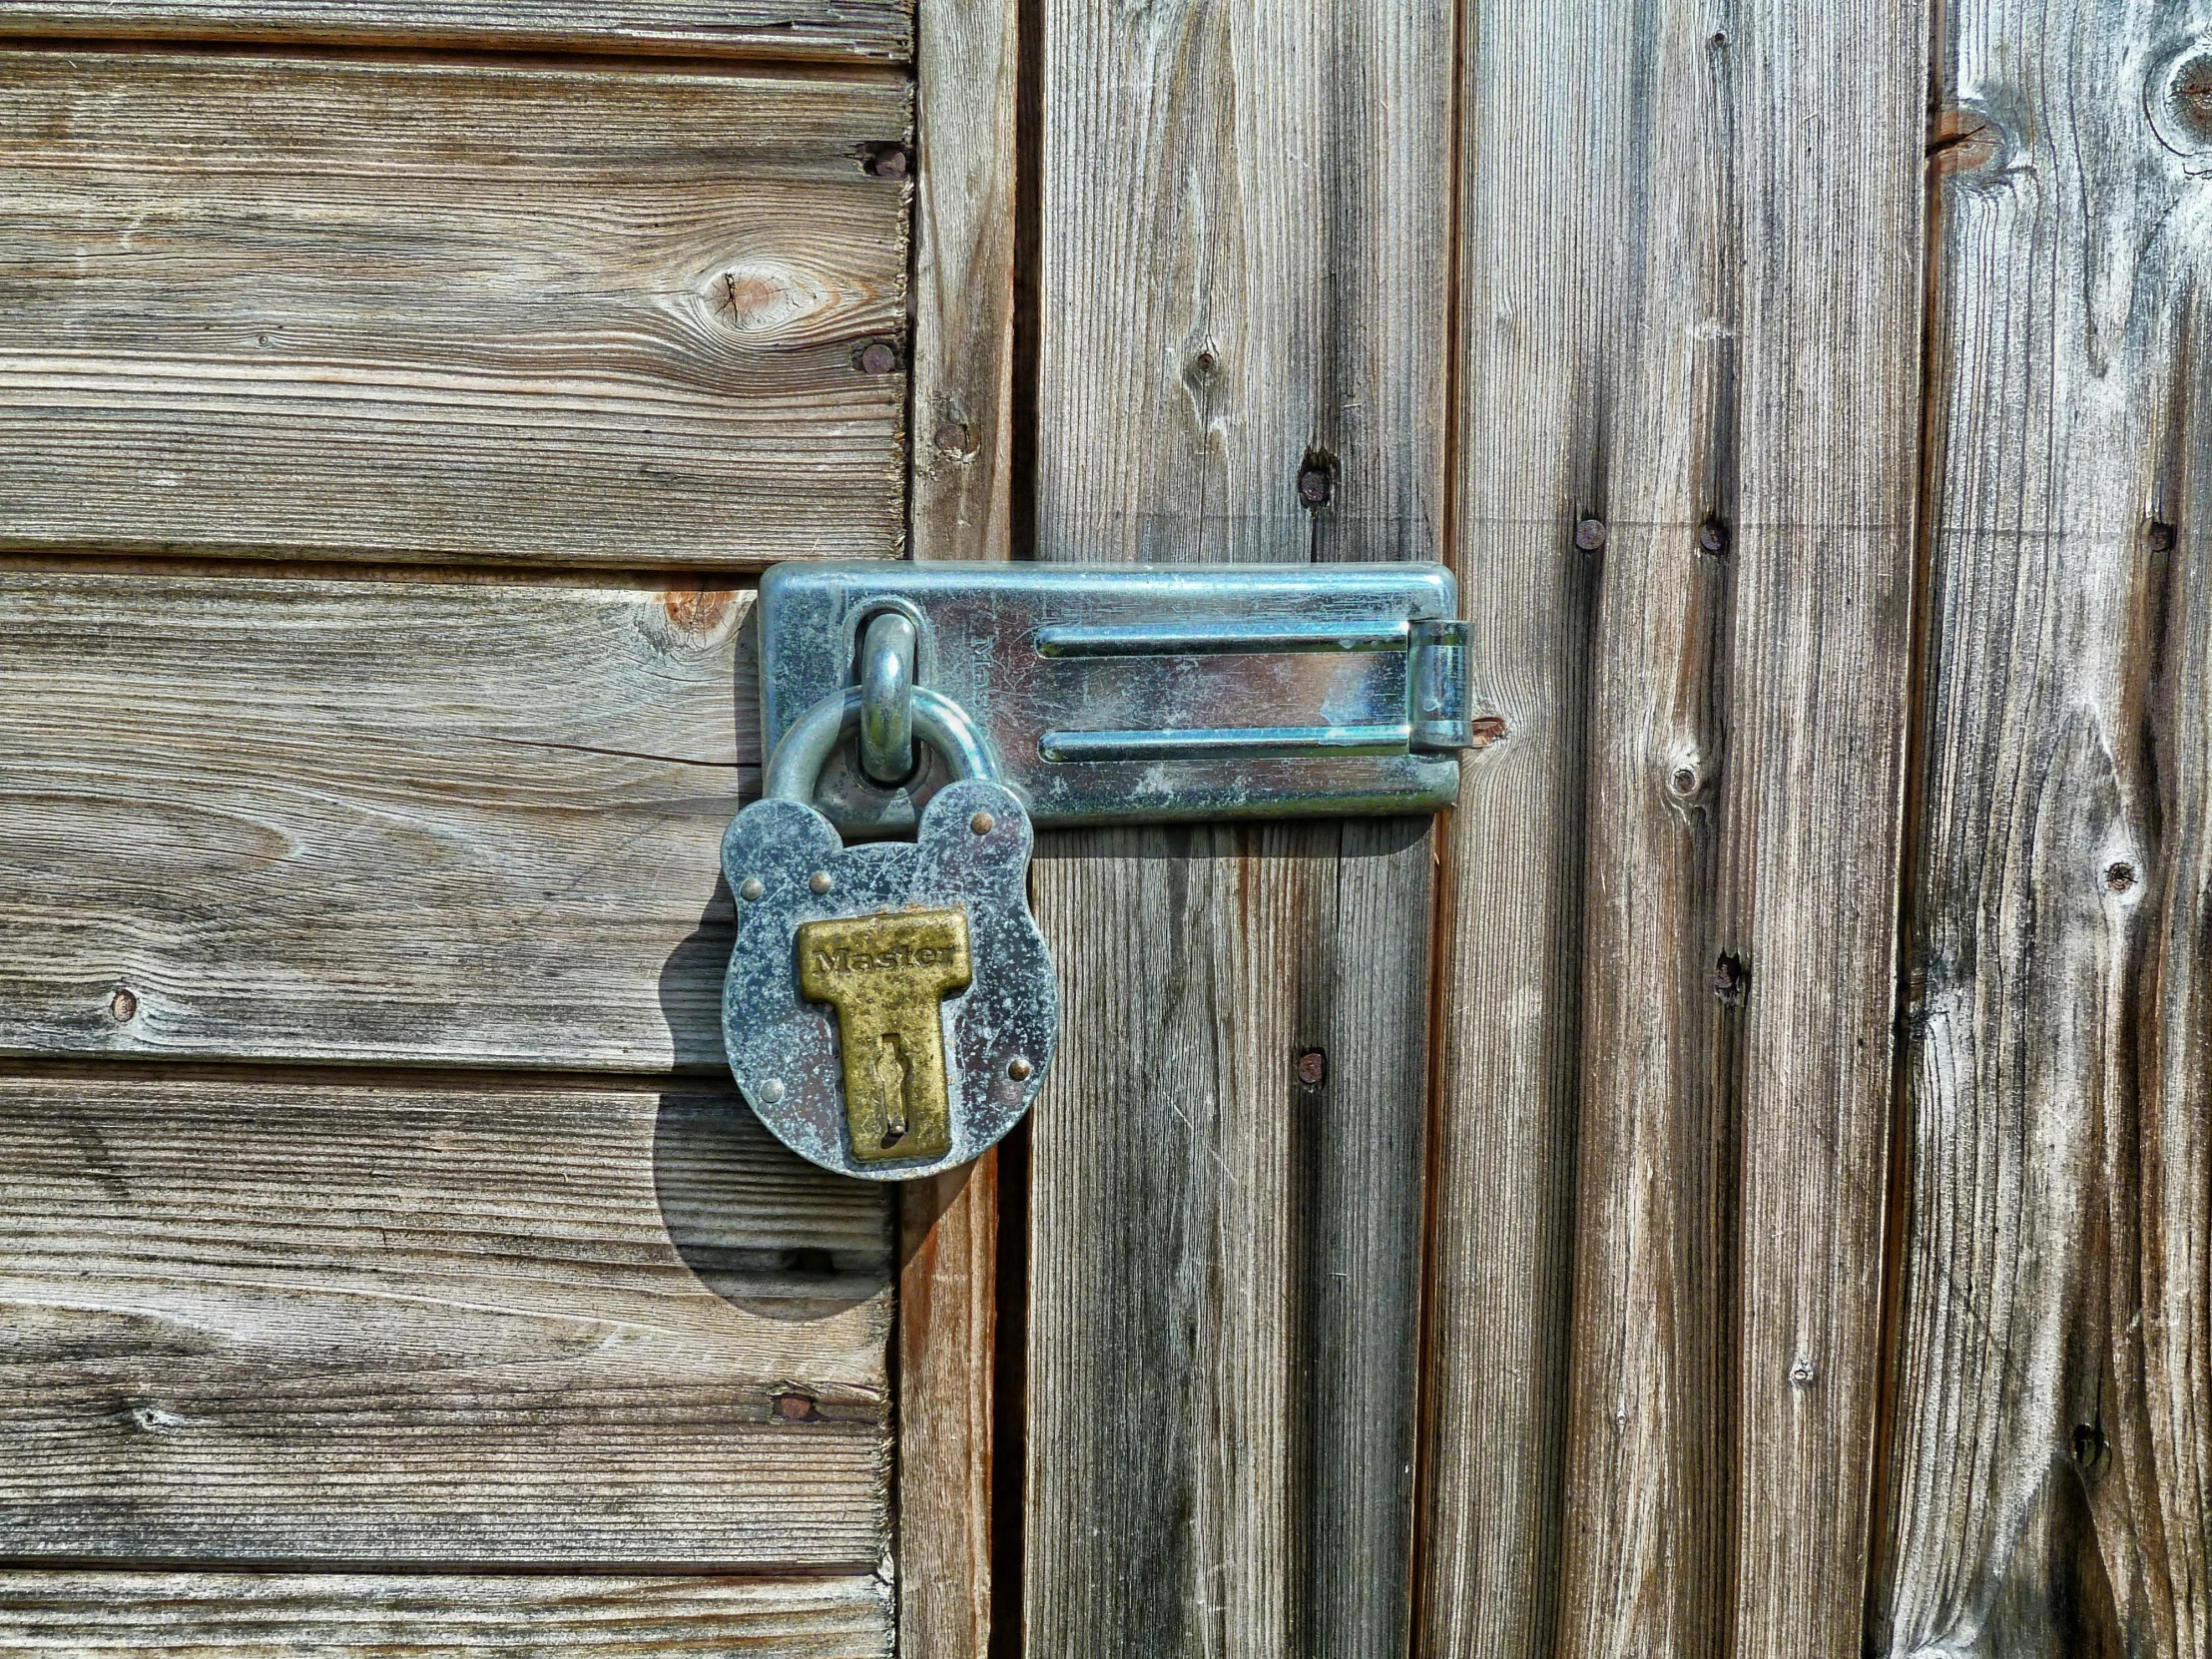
872;1032;912;1148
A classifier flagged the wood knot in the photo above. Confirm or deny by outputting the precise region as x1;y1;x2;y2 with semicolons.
2150;45;2212;167
659;586;739;644
712;268;800;332
1928;108;2003;178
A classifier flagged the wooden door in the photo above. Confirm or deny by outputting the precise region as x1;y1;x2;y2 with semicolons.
6;3;2209;1657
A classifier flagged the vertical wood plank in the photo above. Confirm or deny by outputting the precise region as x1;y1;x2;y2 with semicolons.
899;1160;999;1659
911;0;1021;573
1724;9;1924;1653
1024;1;1450;1653
1874;6;2212;1653
1427;3;1924;1655
902;6;1021;1652
1031;3;1449;567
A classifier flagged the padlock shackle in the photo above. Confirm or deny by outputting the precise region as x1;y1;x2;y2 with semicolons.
765;685;999;805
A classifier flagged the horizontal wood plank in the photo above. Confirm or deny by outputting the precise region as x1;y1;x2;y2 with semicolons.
0;52;909;568
0;568;752;1070
0;1571;891;1654
0;1072;890;1564
0;3;910;60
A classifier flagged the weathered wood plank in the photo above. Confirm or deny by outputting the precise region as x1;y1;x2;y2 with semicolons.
909;0;1018;572
0;2;909;60
0;53;908;568
897;1158;997;1659
896;7;1018;1649
1429;4;1924;1655
1032;1;1448;567
1028;823;1433;1658
1024;5;1449;1649
0;1071;889;1564
0;568;752;1070
1873;10;2212;1654
0;1571;892;1655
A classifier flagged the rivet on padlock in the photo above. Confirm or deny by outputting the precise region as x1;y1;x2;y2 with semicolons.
721;667;1057;1181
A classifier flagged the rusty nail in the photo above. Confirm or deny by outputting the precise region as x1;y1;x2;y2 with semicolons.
2106;861;2137;893
775;1392;819;1421
934;420;974;457
1298;463;1334;509
1574;517;1608;551
1008;1056;1033;1081
2071;1422;2106;1467
854;339;902;376
1711;952;1749;1002
109;988;138;1023
1470;716;1508;748
2147;520;2177;553
1296;1048;1328;1087
864;144;910;179
1699;519;1729;554
970;811;996;835
1670;767;1699;797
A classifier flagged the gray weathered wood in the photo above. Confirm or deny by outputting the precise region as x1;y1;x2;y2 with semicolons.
0;52;908;568
1873;8;2212;1654
1024;11;1447;1650
0;1571;891;1655
0;1071;889;1565
0;567;753;1070
0;2;909;59
1031;1;1449;567
1429;4;1925;1656
1028;823;1433;1658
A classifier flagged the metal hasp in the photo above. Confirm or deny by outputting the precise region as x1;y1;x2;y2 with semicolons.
758;561;1475;834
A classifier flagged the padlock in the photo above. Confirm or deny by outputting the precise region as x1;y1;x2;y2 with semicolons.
721;684;1057;1180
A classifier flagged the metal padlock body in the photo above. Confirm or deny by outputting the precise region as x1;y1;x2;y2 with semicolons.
722;778;1056;1181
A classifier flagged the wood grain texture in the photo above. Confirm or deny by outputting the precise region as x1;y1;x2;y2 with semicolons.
897;1158;996;1659
1873;8;2212;1654
0;1571;892;1655
908;0;1018;569
1428;4;1924;1656
0;568;754;1070
0;1072;890;1564
1032;0;1449;567
0;52;909;568
1028;824;1434;1659
0;2;910;60
897;6;1017;1647
1024;3;1449;1652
